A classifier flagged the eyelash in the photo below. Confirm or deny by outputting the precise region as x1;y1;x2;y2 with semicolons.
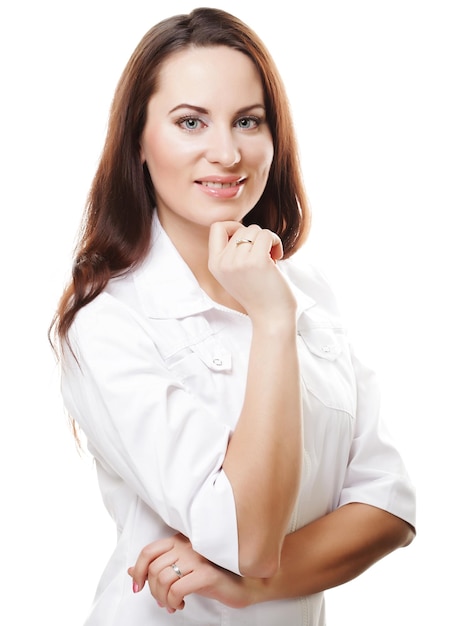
236;115;261;130
176;115;262;132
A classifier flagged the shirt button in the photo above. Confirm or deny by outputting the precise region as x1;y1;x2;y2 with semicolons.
321;345;331;353
212;358;223;366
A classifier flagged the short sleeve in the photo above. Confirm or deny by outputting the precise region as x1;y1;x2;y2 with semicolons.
338;349;416;530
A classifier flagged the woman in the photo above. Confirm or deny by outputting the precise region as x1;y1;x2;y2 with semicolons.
50;7;415;625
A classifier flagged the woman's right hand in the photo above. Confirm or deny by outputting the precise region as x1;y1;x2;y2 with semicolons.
208;221;297;324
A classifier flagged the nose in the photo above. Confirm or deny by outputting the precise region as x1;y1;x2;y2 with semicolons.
205;126;241;168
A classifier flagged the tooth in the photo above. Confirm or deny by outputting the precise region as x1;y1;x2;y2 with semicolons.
202;181;237;188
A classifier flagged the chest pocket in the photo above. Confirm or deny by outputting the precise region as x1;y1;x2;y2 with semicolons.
153;317;238;423
298;326;356;418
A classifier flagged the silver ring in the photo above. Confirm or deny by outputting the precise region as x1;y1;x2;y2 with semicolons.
171;563;183;578
235;238;253;247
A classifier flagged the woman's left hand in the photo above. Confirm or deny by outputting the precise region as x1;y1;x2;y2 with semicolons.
128;533;255;613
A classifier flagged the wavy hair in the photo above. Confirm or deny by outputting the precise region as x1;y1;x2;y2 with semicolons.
50;7;311;349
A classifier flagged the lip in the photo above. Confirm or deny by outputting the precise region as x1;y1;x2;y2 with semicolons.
195;175;246;199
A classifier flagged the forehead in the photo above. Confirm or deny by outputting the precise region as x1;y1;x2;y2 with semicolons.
153;45;265;106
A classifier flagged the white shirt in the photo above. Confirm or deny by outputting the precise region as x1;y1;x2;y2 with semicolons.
61;216;416;625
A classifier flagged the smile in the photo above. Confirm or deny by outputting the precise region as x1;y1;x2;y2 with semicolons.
196;177;245;199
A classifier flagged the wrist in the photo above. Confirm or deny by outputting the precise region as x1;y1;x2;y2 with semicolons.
250;314;297;338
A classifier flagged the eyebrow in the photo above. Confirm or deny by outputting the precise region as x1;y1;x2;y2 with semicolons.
168;103;266;115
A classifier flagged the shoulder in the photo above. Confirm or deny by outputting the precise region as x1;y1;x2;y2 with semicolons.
74;261;147;327
67;272;151;353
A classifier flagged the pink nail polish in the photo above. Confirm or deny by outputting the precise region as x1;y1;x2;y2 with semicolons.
133;581;139;593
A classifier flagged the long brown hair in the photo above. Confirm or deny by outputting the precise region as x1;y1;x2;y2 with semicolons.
50;7;311;349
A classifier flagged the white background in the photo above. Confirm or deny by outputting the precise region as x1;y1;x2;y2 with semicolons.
1;0;447;623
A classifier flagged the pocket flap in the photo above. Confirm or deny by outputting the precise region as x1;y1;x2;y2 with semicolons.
298;328;343;361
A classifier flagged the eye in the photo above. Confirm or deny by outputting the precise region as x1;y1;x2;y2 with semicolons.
176;116;206;131
235;116;260;130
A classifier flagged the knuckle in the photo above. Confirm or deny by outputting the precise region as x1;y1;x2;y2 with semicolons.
148;579;157;596
260;228;276;241
147;561;159;577
159;567;173;585
141;545;153;558
168;586;183;606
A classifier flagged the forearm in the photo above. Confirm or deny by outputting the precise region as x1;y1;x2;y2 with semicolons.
223;318;302;577
129;503;414;612
248;503;414;603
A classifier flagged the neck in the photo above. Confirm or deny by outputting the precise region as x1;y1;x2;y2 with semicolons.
157;211;246;314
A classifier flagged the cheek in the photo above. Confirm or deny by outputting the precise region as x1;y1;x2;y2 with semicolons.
264;147;274;172
257;150;274;186
250;136;274;174
145;132;200;177
143;134;172;173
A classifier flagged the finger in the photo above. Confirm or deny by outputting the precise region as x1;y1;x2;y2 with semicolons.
255;229;283;261
165;570;211;610
208;221;242;257
228;224;261;246
152;577;188;613
165;577;187;611
150;563;191;610
129;537;175;590
233;228;283;261
270;240;283;260
148;552;181;579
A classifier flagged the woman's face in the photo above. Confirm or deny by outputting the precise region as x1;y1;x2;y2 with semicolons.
140;45;274;236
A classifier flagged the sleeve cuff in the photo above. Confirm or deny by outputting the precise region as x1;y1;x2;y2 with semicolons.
189;469;241;575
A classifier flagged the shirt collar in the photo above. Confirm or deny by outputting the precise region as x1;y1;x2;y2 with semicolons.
133;213;315;320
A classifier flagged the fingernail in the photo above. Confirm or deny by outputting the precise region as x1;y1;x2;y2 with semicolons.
133;581;139;593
